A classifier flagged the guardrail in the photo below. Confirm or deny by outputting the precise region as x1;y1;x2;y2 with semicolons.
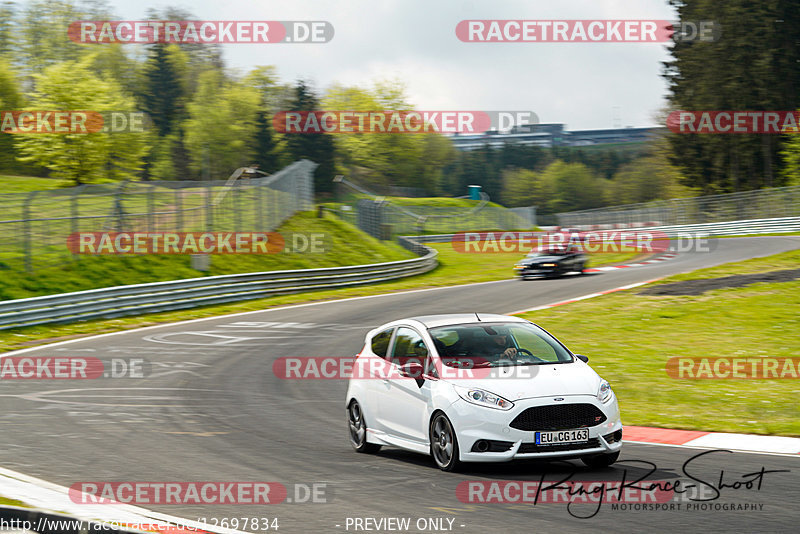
408;216;800;240
625;216;800;237
0;238;437;331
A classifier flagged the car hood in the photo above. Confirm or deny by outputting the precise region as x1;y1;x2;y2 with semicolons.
520;255;563;264
444;362;601;401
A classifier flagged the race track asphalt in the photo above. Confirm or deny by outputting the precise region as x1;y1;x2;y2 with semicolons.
1;236;798;533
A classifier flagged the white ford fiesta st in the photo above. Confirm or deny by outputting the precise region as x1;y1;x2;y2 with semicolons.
345;313;622;471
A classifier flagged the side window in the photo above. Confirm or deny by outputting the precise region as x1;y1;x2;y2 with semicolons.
371;328;394;360
390;327;429;367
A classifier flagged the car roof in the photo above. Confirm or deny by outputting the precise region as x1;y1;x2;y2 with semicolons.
406;313;528;329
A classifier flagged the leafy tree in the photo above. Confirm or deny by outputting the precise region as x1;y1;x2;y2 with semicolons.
17;0;113;73
0;1;17;58
0;59;22;170
183;70;261;179
14;56;149;183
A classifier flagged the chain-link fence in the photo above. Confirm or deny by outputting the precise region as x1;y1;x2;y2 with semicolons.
0;159;316;273
556;186;800;228
329;176;537;238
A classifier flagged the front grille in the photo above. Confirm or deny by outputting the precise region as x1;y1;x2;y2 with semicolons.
509;404;607;431
518;438;600;454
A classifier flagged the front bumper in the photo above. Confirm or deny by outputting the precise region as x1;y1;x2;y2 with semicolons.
515;264;561;277
449;395;622;463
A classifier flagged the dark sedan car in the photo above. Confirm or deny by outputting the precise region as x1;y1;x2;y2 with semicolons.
514;245;587;278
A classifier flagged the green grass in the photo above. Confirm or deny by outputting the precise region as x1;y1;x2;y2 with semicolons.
0;175;74;193
0;495;28;507
517;248;800;436
0;211;413;300
0;241;639;352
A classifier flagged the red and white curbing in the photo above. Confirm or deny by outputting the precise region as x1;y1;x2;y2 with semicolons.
584;252;678;273
623;426;800;455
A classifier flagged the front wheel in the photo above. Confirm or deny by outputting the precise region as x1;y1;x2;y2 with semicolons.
430;412;461;471
581;451;619;468
348;401;381;453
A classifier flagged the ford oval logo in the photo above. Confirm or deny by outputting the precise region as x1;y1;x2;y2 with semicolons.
554;397;564;401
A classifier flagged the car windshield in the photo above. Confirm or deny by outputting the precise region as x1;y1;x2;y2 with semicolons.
428;322;573;367
527;247;566;257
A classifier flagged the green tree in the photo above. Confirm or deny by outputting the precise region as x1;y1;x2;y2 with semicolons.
0;1;17;58
183;70;261;179
0;59;22;170
288;80;336;193
139;44;188;138
664;0;800;192
538;160;606;213
15;56;149;183
17;0;113;73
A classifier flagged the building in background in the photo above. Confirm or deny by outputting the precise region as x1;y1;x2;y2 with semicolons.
449;124;665;151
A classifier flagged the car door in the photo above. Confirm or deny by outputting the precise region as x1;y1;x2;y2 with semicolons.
376;326;434;446
361;326;395;432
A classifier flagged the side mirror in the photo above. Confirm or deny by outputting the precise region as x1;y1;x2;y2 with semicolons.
575;354;589;363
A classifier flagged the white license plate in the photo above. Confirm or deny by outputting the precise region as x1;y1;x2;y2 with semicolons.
535;429;589;445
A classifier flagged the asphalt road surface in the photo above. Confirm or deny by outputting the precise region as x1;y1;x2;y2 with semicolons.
1;236;798;534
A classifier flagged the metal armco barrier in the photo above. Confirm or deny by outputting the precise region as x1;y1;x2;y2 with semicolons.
0;239;437;331
409;216;800;241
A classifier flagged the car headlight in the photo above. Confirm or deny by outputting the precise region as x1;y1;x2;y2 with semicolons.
598;380;613;403
454;385;514;410
542;263;557;267
514;264;525;269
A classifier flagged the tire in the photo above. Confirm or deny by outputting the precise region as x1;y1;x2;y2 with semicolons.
581;451;619;468
347;400;381;453
577;263;586;275
429;412;461;472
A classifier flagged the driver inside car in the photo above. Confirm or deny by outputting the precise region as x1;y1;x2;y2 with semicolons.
475;328;518;361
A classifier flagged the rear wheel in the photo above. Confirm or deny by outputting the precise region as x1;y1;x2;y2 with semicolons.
581;451;619;468
577;262;586;274
348;401;381;453
430;412;461;471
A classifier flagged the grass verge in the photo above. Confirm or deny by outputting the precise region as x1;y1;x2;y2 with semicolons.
0;212;413;300
517;248;800;436
0;242;638;352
